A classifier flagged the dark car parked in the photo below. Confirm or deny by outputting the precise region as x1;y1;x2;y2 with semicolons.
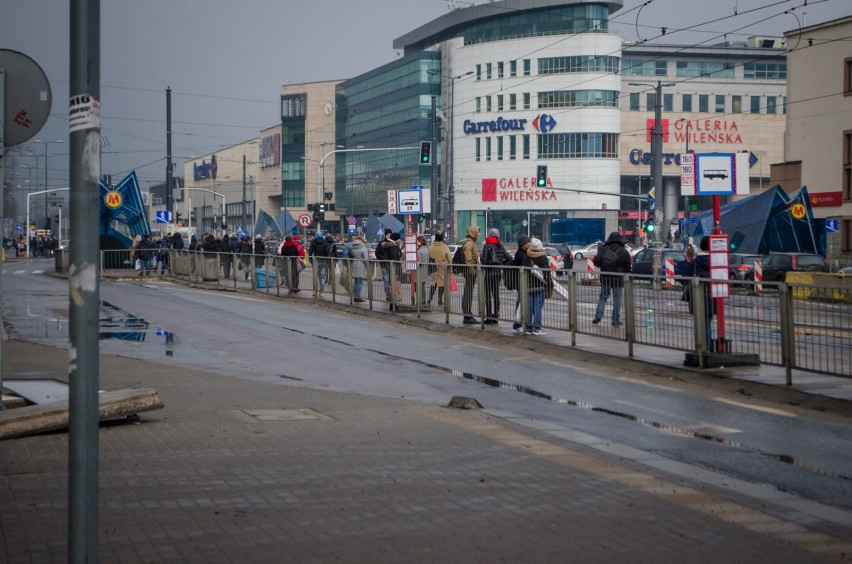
631;248;690;277
545;243;574;271
728;253;764;280
760;252;829;281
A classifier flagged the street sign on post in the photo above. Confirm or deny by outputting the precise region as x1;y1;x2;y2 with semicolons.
155;210;171;224
298;213;312;228
826;218;839;233
387;190;398;214
397;187;422;214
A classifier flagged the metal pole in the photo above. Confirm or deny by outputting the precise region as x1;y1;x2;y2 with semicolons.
166;87;173;214
69;0;101;560
0;67;5;409
430;95;437;231
242;154;247;232
653;81;664;243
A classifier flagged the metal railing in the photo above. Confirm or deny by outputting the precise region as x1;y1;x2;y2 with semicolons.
96;250;852;381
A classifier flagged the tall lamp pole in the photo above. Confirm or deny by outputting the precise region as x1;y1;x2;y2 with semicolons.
446;71;472;242
33;139;64;231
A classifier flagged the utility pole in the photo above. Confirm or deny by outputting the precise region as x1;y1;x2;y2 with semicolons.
430;95;438;235
242;154;247;231
652;81;664;243
166;87;173;214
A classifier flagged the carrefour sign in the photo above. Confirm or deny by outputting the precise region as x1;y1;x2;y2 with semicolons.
463;114;557;135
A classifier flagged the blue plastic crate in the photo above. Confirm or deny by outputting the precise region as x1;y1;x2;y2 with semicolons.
254;268;276;288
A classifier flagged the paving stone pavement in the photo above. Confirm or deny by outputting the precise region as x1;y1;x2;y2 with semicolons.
1;339;850;563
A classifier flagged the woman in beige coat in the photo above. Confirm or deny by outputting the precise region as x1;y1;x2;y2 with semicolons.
428;231;452;306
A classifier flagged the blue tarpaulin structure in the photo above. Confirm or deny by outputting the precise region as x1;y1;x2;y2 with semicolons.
99;171;151;250
684;185;819;254
253;210;297;238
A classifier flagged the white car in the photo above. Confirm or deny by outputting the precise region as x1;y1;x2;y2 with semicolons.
573;241;603;260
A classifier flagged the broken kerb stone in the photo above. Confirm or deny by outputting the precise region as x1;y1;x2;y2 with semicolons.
447;396;483;410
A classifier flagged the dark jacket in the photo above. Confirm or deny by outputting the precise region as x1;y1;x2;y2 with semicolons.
594;232;632;287
377;238;401;262
309;235;332;259
280;240;300;259
172;233;184;250
481;236;511;278
525;248;553;293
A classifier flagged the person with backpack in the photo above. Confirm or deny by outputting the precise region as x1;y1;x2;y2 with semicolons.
219;233;233;279
460;225;481;324
510;233;531;331
309;232;333;297
480;228;511;324
592;231;632;326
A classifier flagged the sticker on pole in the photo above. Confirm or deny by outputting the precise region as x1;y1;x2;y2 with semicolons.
69;94;101;133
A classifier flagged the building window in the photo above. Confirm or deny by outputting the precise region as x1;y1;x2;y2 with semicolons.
497;94;504;111
783;96;787;114
676;60;735;78
540;55;621;74
621;59;667;76
523;93;531;110
538;132;620;159
486;62;492;80
498;61;504;78
485;137;492;161
630;92;640;111
843;219;852;253
682;94;692;112
664;93;673;112
523;59;531;76
646;92;656;111
538;90;619;108
510;60;517;77
732;95;742;113
743;62;787;79
510;93;517;110
476;64;482;80
510;136;517;160
699;94;709;113
486;96;492;113
475;138;481;162
715;95;725;113
475;97;481;113
497;136;504;161
766;96;777;114
523;135;530;159
750;96;761;114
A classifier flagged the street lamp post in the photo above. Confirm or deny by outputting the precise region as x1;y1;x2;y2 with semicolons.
34;139;64;231
183;188;225;235
628;82;672;242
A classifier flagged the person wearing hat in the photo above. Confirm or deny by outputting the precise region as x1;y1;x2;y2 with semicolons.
510;233;532;331
592;231;632;326
523;237;552;335
309;231;333;297
480;228;511;324
279;234;302;294
461;225;481;324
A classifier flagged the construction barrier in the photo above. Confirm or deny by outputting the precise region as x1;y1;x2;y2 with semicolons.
665;258;675;288
754;260;763;294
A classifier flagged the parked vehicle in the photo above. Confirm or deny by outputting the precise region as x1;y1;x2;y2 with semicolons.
543;246;565;275
572;241;603;260
545;243;575;270
728;253;764;280
760;252;829;281
631;248;690;277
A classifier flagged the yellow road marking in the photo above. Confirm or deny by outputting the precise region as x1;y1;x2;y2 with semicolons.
712;397;797;417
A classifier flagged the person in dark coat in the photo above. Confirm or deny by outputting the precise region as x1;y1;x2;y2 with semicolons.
524;238;553;335
687;236;715;351
280;234;301;294
309;232;333;297
592;231;632;326
480;228;512;324
253;236;265;269
510;233;531;331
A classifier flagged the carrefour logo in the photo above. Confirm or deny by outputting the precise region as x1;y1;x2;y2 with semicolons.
463;114;557;135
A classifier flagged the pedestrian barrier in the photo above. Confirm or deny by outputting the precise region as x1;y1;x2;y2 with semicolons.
664;258;675;288
96;249;852;381
755;260;763;294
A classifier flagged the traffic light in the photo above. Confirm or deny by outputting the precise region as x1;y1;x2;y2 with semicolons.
418;214;426;223
419;141;432;164
313;202;326;223
645;220;655;234
536;165;547;187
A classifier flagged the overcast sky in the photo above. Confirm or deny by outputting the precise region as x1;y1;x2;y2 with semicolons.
2;0;848;192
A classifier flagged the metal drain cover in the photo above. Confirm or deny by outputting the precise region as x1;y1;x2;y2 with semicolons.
242;408;331;421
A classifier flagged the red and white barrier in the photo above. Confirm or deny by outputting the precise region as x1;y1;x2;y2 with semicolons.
665;258;675;288
754;260;763;294
587;258;596;281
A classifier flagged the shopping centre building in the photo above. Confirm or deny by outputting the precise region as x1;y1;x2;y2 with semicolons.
182;0;808;248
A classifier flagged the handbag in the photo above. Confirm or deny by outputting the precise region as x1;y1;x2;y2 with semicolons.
237;261;243;271
449;275;458;292
135;258;142;271
296;261;304;273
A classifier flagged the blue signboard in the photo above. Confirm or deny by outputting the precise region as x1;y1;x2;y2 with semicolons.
155;210;171;224
825;219;839;233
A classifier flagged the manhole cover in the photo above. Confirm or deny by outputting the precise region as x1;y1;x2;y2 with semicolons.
242;408;332;421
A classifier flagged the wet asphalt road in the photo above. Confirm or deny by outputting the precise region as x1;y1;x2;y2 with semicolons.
4;258;852;514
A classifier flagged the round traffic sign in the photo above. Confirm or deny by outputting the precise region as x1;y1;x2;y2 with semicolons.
298;213;312;227
0;49;52;147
